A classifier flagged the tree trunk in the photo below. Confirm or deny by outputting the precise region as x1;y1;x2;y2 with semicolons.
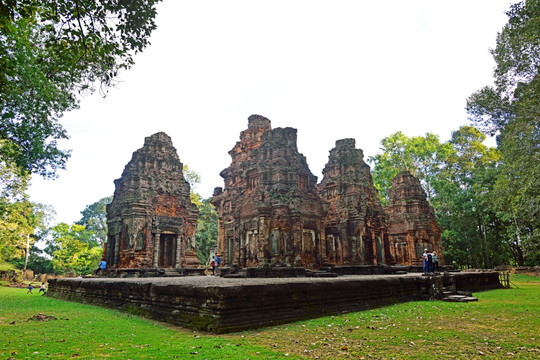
24;234;30;271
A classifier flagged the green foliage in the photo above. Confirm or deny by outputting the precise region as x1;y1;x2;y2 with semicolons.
467;0;540;264
368;131;450;205
0;181;51;267
0;0;162;177
76;196;112;245
9;247;53;274
183;164;201;191
195;197;218;264
47;223;102;275
434;127;506;268
370;126;510;268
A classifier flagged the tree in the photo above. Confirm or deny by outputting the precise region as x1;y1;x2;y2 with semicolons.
466;0;539;264
0;200;52;267
434;126;505;268
47;223;101;275
76;196;112;245
195;197;218;264
0;0;162;177
369;126;510;268
368;131;450;205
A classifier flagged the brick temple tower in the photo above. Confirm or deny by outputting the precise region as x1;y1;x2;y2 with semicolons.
211;115;327;268
318;139;390;265
385;171;444;265
105;132;199;271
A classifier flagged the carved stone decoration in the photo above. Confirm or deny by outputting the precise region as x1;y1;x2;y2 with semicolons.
318;139;390;265
385;171;444;266
105;132;199;270
212;115;327;269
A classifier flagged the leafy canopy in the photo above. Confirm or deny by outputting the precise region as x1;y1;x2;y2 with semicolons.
0;0;162;177
466;0;539;263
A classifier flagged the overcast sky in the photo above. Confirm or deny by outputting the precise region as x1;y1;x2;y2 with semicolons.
28;0;515;224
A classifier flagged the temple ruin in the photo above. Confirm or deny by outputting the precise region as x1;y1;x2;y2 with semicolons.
211;115;327;268
318;138;390;266
212;115;443;269
105;132;199;272
105;115;444;272
386;170;444;266
47;117;501;334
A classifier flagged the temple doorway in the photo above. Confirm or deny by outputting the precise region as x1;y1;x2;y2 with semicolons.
376;236;385;264
158;234;177;268
302;229;317;268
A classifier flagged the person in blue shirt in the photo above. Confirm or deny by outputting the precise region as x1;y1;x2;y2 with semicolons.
96;259;107;275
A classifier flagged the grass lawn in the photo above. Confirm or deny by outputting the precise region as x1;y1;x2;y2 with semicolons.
1;274;538;359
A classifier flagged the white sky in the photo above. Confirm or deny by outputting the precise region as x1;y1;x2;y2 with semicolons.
28;0;515;225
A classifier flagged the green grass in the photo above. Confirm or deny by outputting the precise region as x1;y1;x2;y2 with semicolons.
1;274;538;359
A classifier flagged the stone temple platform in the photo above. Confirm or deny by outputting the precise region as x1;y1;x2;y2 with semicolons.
47;272;501;334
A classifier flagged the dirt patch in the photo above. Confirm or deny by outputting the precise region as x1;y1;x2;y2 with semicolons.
28;313;57;322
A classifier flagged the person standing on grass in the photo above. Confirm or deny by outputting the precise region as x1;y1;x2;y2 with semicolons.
27;284;34;294
38;282;46;294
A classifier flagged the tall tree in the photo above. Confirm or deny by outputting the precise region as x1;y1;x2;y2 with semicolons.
76;196;112;245
47;223;100;275
195;197;218;264
466;0;539;264
0;0;162;177
368;131;450;205
434;126;504;268
369;126;509;268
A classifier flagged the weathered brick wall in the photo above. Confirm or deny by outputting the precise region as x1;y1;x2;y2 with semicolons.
47;272;501;333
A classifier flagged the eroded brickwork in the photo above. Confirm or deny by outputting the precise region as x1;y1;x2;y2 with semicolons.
385;171;444;265
318;139;390;265
212;117;443;269
212;115;327;268
106;132;199;269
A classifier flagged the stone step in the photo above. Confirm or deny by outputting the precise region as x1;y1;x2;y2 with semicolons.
162;270;184;277
305;271;338;278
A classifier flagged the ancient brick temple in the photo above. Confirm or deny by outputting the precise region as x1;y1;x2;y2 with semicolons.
213;115;444;269
105;132;199;270
385;171;444;266
211;115;327;268
318;139;390;265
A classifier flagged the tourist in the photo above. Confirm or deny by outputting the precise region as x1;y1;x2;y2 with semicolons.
427;251;434;273
422;249;429;273
211;256;217;275
96;258;107;275
432;251;439;272
27;284;34;294
215;254;221;271
38;282;46;294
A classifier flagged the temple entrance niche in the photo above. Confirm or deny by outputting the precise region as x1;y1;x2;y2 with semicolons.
227;237;235;265
376;236;385;264
269;230;280;255
416;243;425;258
158;233;177;268
302;229;317;267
